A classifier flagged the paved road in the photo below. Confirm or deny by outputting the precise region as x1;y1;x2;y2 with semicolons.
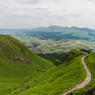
62;55;91;95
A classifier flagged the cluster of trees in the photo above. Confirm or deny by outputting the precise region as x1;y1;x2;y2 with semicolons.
37;52;66;66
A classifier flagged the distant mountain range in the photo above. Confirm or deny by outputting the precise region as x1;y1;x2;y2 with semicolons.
26;25;95;41
0;25;95;41
0;25;95;32
31;25;95;32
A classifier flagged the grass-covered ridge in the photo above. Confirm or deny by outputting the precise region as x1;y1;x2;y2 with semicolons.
0;34;55;95
11;49;86;95
70;52;95;95
61;49;84;65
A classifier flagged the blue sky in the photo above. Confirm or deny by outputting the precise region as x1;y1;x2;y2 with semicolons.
0;0;95;29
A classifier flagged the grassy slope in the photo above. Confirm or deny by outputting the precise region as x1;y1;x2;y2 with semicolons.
11;50;86;95
71;52;95;95
0;34;54;95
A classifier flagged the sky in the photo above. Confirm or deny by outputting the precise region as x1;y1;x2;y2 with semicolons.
0;0;95;29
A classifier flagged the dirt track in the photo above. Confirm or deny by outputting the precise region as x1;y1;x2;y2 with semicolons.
62;55;91;95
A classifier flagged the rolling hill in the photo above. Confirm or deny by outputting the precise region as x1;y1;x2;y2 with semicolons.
0;34;94;95
0;34;55;95
9;49;86;95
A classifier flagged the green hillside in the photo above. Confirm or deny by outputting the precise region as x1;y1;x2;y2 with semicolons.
70;52;95;95
10;50;86;95
0;35;89;95
0;34;55;95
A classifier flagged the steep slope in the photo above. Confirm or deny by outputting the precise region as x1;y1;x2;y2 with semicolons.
0;34;55;95
11;49;86;95
0;34;54;80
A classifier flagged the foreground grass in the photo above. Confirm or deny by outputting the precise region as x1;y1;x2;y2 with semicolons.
10;50;86;95
0;55;55;95
0;82;20;95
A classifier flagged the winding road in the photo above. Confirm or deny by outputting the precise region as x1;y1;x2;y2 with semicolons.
62;53;91;95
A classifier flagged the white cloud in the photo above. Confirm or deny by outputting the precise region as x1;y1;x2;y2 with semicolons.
0;0;95;29
47;9;55;13
0;22;2;27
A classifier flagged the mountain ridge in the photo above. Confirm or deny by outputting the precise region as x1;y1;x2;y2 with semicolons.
30;25;95;32
0;25;94;32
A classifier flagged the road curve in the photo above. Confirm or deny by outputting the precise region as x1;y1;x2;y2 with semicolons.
61;55;91;95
